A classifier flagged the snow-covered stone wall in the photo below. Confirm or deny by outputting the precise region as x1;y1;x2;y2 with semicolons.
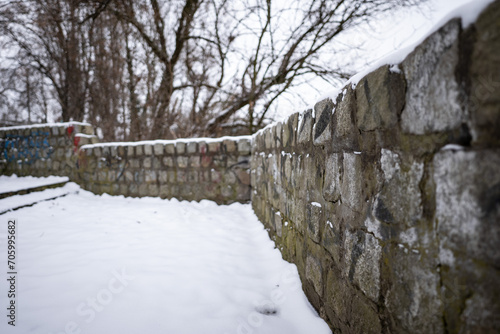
0;122;96;180
250;3;500;333
76;137;252;204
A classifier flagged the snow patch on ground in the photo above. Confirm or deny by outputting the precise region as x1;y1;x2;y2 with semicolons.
0;174;69;194
0;183;331;334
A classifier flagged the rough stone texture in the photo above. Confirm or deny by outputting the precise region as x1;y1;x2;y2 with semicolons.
356;65;406;131
313;98;334;146
250;6;500;333
401;19;464;134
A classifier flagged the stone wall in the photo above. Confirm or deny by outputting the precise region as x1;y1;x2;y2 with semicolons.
0;122;96;180
250;4;500;333
76;137;252;204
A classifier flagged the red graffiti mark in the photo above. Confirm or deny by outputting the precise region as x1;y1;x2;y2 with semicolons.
73;136;80;152
67;126;74;136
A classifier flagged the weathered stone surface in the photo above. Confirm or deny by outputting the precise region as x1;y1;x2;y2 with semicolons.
313;98;334;146
176;142;185;154
165;143;175;155
187;142;197;154
374;149;424;228
434;149;500;267
340;153;363;211
323;153;342;202
153;143;164;155
343;230;381;302
332;86;358;151
383;244;443;333
307;202;322;243
401;19;464;134
356;65;406;131
177;156;188;168
297;109;314;144
469;1;500;145
306;255;323;297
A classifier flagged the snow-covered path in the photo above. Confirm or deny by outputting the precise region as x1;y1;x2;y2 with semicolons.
0;183;330;334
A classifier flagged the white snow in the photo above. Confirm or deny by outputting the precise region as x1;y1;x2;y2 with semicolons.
0;174;69;195
441;144;465;151
0;182;331;334
0;182;76;214
311;202;321;208
0;121;91;132
317;0;496;104
80;135;252;150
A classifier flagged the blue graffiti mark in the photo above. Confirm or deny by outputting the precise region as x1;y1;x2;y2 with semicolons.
1;131;54;165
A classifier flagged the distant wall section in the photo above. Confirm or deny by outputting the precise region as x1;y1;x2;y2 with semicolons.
0;122;96;180
77;137;252;204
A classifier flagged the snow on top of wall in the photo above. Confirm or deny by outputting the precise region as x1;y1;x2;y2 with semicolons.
317;0;495;102
0;121;91;132
80;135;252;149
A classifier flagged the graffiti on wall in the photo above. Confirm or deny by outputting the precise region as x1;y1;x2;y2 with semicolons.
1;131;53;164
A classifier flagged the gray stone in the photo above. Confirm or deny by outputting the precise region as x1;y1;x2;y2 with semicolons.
401;19;464;134
177;156;188;168
356;65;406;131
135;145;143;156
144;144;153;155
158;171;168;183
307;202;322;243
374;150;424;228
297;109;314;144
333;86;358;150
274;211;283;237
163;156;174;167
143;157;152;168
187;142;197;154
323;153;342;202
127;146;134;156
176;142;186;154
189;156;200;168
305;256;323;297
313;98;334;146
237;139;251;155
165;143;175;155
341;153;363;211
343;230;381;302
154;143;164;155
145;171;157;182
434;149;500;267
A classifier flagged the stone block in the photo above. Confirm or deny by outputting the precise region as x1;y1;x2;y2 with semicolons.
343;230;381;302
313;98;334;146
176;142;186;154
130;159;140;169
237;139;251;155
165;143;175;155
305;255;323;297
297;109;314;144
189;156;200;168
127;146;134;156
188;171;198;183
341;153;363;211
401;19;464;134
356;65;405;131
333;86;358;150
374;149;423;228
143;157;152;169
208;142;220;153
307;202;322;243
135;145;143;156
144;144;153;155
163;156;174;167
323;153;342;202
223;139;236;152
274;211;283;237
469;1;500;145
177;156;188;168
434;149;500;267
154;143;164;155
145;170;157;182
187;142;197;154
